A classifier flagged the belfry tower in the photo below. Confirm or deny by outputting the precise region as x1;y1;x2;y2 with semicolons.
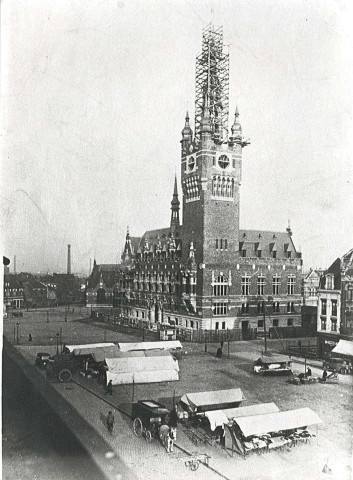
181;24;250;274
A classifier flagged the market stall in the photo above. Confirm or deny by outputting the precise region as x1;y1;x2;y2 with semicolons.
117;340;183;352
224;407;322;457
253;355;292;376
179;388;245;415
105;355;180;385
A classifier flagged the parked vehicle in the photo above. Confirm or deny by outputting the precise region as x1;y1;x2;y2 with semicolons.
322;357;346;374
45;353;79;382
132;399;170;442
35;352;51;369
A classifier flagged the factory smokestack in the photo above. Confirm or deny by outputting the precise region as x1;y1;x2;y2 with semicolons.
67;245;71;274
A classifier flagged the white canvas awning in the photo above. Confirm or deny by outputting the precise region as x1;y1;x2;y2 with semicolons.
90;347;170;363
223;403;280;420
117;340;183;352
180;388;244;412
205;410;229;431
331;340;353;357
235;407;322;438
106;355;179;385
254;355;291;365
65;343;115;353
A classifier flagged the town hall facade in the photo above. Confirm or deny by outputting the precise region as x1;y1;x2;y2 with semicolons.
86;25;303;334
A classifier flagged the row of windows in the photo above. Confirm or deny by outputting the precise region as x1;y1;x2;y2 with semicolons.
320;318;337;332
241;276;295;296
241;249;292;259
215;239;228;250
321;299;337;316
214;318;294;329
214;301;297;316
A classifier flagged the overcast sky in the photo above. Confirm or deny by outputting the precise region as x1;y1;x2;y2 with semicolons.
1;0;352;275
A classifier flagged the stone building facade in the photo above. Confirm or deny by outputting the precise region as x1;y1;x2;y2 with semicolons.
109;25;303;335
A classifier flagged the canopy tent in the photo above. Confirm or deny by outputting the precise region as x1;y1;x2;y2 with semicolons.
205;410;229;431
201;403;280;431
117;340;182;352
180;388;245;413
254;355;291;365
90;347;170;363
65;343;114;354
224;403;280;420
235;407;322;438
331;340;353;357
106;355;179;385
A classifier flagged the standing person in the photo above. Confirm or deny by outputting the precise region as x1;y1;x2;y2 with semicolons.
106;411;114;434
106;379;113;396
306;367;312;377
322;368;328;383
28;334;32;342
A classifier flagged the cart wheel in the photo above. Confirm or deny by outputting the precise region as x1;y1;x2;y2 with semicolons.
133;418;143;437
190;460;199;471
145;430;152;442
59;369;72;382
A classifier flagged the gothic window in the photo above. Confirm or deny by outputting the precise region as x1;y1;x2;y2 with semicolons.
321;299;327;315
257;302;265;313
231;178;235;197
331;300;337;317
220;239;223;250
287;302;294;313
273;275;281;295
241;275;251;296
287;275;295;295
331;318;337;332
321;318;326;330
273;319;279;327
241;302;249;314
213;302;227;315
273;302;280;312
287;318;293;326
257;276;265;295
212;176;217;195
213;275;228;296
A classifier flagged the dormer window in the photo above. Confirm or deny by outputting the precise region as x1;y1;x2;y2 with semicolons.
325;275;334;290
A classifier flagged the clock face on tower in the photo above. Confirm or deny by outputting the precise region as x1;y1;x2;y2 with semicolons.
188;156;195;171
218;154;229;169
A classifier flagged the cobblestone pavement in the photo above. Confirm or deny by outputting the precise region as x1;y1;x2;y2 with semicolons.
6;310;353;480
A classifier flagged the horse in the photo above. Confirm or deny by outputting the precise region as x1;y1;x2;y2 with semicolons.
159;424;177;453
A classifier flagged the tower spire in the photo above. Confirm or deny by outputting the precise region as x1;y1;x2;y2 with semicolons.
170;175;180;234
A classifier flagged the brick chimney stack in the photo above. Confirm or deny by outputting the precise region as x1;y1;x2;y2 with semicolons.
67;245;71;274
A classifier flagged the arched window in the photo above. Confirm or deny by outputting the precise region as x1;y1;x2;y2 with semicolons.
97;288;106;304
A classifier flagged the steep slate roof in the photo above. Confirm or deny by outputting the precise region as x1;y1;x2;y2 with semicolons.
239;229;299;259
87;263;123;289
4;274;22;289
139;226;183;251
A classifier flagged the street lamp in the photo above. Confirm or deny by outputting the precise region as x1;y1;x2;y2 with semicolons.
56;332;60;354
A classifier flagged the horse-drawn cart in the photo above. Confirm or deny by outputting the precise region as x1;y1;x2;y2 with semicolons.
132;399;170;442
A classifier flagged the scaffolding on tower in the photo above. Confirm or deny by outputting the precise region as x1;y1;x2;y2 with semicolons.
195;24;229;144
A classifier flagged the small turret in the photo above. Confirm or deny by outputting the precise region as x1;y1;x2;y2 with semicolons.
231;106;242;137
170;175;180;234
181;111;193;152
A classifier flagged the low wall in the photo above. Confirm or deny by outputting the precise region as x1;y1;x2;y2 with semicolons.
2;338;137;480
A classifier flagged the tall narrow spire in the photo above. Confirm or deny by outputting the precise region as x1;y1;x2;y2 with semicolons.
170;175;180;234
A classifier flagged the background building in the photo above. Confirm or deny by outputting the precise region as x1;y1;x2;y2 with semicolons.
317;248;353;358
